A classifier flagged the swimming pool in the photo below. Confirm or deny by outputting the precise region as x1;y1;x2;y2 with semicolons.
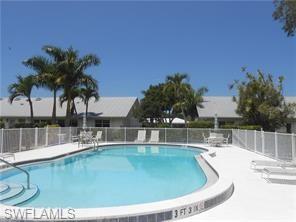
0;144;207;208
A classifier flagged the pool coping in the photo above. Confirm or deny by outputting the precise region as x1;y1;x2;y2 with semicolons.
0;143;234;221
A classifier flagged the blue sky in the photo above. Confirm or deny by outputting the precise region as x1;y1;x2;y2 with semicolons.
1;1;295;98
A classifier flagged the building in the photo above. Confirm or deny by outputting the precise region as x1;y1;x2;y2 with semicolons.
0;97;141;128
198;96;296;133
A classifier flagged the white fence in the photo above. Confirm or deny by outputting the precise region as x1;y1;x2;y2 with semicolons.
0;127;232;154
232;129;296;161
0;127;77;154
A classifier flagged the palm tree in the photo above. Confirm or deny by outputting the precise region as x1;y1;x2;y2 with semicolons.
60;87;81;121
23;55;62;124
80;83;100;117
165;73;208;127
8;75;38;124
164;73;190;126
183;86;208;121
43;45;100;126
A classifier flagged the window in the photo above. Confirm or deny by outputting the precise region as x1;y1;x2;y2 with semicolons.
95;119;110;127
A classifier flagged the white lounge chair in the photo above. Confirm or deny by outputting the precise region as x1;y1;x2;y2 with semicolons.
149;130;159;143
135;130;146;143
250;159;296;170
261;167;296;182
93;131;103;144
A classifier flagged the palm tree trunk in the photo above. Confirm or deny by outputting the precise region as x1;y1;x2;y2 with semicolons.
65;93;71;127
85;102;89;118
52;89;57;124
28;98;34;125
181;107;187;128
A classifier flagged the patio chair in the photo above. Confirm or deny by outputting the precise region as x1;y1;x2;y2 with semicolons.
78;131;93;146
202;133;209;144
135;130;146;143
261;167;296;182
208;133;224;147
93;131;103;145
149;130;159;143
223;134;230;144
250;159;296;170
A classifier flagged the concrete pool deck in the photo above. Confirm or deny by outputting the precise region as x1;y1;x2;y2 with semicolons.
0;143;295;221
184;145;296;222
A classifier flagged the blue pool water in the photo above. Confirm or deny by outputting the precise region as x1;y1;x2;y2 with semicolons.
0;145;207;208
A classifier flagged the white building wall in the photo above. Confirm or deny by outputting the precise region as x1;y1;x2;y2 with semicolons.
110;118;124;127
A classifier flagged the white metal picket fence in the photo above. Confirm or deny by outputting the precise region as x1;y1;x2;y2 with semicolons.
0;127;232;154
0;127;77;154
232;129;296;161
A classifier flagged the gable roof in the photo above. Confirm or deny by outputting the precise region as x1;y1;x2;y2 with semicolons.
198;96;296;119
0;97;138;118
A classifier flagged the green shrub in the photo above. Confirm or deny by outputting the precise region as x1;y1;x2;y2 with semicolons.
188;120;214;128
0;119;4;128
221;124;262;131
14;123;35;128
156;123;171;128
47;124;60;128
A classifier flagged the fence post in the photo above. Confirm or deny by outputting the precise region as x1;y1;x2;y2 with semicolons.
69;126;72;143
35;127;38;148
244;129;247;149
58;127;61;144
105;127;107;143
254;130;257;152
0;128;3;153
165;128;167;143
124;127;127;143
45;126;48;146
19;128;22;152
292;133;295;160
275;132;278;159
261;129;265;155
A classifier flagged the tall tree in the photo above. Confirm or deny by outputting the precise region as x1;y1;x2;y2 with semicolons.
8;75;38;124
43;45;100;126
164;73;208;127
79;80;100;118
183;86;208;121
230;68;295;131
23;55;62;124
134;83;174;126
273;0;296;37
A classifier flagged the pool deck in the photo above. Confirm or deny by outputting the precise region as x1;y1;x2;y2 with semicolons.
1;143;296;221
185;145;296;222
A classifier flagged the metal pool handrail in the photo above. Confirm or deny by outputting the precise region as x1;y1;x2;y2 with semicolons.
0;158;30;189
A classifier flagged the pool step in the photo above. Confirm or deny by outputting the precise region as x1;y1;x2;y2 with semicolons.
0;183;9;194
0;183;24;201
0;183;39;206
